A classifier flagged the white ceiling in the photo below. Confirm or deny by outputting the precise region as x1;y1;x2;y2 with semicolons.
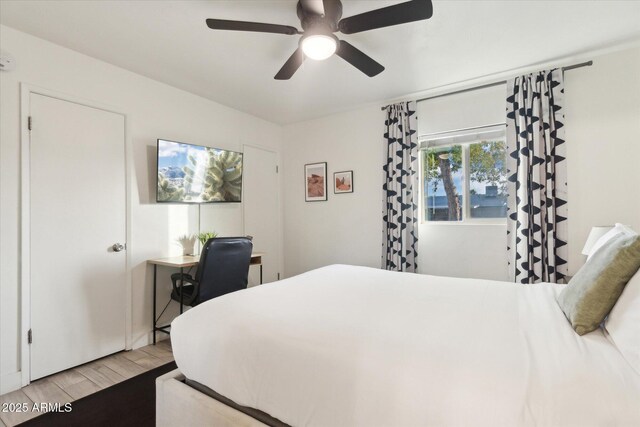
1;1;640;124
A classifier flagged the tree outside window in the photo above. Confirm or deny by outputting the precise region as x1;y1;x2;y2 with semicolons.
423;139;507;222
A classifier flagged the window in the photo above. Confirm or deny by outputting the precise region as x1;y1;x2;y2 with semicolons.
422;127;507;223
424;145;464;221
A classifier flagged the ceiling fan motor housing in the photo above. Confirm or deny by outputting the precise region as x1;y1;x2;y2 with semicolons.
296;0;343;33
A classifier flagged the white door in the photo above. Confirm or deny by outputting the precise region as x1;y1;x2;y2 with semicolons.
243;146;280;285
29;93;126;380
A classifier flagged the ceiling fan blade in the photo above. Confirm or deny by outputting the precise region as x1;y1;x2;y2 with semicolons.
299;0;325;16
335;40;384;77
206;19;299;35
338;0;433;34
274;48;305;80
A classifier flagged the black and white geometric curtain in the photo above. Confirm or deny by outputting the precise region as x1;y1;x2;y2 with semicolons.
382;102;418;272
506;70;568;284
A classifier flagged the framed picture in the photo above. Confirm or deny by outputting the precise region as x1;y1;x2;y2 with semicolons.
305;162;327;202
334;170;353;194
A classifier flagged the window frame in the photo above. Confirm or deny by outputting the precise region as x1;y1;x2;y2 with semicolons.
419;126;507;225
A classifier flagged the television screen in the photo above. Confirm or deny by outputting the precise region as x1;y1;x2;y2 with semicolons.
157;139;243;203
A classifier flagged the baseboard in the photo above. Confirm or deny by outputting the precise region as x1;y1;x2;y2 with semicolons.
1;371;22;394
132;333;171;351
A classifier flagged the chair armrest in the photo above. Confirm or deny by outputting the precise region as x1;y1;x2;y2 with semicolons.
170;273;198;295
170;272;193;281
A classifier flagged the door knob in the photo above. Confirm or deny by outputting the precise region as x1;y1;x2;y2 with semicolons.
112;243;125;252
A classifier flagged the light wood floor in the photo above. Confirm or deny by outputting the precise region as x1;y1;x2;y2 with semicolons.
0;339;173;427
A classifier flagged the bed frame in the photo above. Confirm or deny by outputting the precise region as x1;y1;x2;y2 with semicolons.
156;368;269;427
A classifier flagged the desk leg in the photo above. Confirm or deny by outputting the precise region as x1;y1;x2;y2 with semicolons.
153;264;157;345
260;264;263;285
179;267;184;314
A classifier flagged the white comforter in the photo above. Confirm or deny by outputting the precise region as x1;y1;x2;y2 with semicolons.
171;265;640;427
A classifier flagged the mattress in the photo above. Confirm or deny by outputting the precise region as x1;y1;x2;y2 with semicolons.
171;264;640;427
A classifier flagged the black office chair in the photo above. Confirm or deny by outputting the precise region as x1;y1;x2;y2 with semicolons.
170;236;253;308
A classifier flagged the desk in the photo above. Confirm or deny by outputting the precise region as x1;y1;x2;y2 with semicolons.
147;252;264;344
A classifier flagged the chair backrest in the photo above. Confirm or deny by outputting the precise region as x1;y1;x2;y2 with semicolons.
194;237;253;305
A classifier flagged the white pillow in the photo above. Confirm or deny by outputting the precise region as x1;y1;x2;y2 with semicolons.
588;223;637;259
605;269;640;374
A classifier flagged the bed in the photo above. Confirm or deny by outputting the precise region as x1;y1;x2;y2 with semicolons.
158;264;640;426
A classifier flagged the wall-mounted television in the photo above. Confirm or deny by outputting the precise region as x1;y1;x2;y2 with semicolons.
157;139;243;203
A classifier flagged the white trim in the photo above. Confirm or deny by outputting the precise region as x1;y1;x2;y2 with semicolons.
463;145;471;220
417;142;426;225
20;83;30;388
418;123;507;142
123;111;133;352
242;144;284;281
420;130;508;226
0;372;23;395
19;83;132;387
421;221;507;227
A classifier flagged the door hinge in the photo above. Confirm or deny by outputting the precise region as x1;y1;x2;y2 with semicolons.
277;273;280;280
28;329;32;344
276;165;279;173
28;116;32;131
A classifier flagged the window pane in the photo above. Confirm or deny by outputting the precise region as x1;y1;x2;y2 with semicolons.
424;145;463;221
469;140;507;218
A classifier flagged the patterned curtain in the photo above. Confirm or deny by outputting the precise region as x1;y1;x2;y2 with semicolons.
506;70;568;284
382;102;418;272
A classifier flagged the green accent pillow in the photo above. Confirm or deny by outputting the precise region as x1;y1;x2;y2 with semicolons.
558;234;640;335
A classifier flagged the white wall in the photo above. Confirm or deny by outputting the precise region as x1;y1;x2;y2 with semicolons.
565;46;640;273
417;84;506;134
282;45;640;282
417;84;509;281
418;224;508;280
0;25;283;393
282;106;384;277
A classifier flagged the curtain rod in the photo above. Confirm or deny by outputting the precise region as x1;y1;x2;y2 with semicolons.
381;60;593;110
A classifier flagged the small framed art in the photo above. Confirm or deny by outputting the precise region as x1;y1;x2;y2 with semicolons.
305;162;327;202
334;170;353;194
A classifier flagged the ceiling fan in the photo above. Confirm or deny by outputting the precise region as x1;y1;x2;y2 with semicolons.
205;0;433;80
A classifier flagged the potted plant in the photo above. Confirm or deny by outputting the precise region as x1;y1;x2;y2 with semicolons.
176;234;196;256
197;231;218;248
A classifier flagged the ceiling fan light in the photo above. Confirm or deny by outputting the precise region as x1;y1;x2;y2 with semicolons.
301;35;337;61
